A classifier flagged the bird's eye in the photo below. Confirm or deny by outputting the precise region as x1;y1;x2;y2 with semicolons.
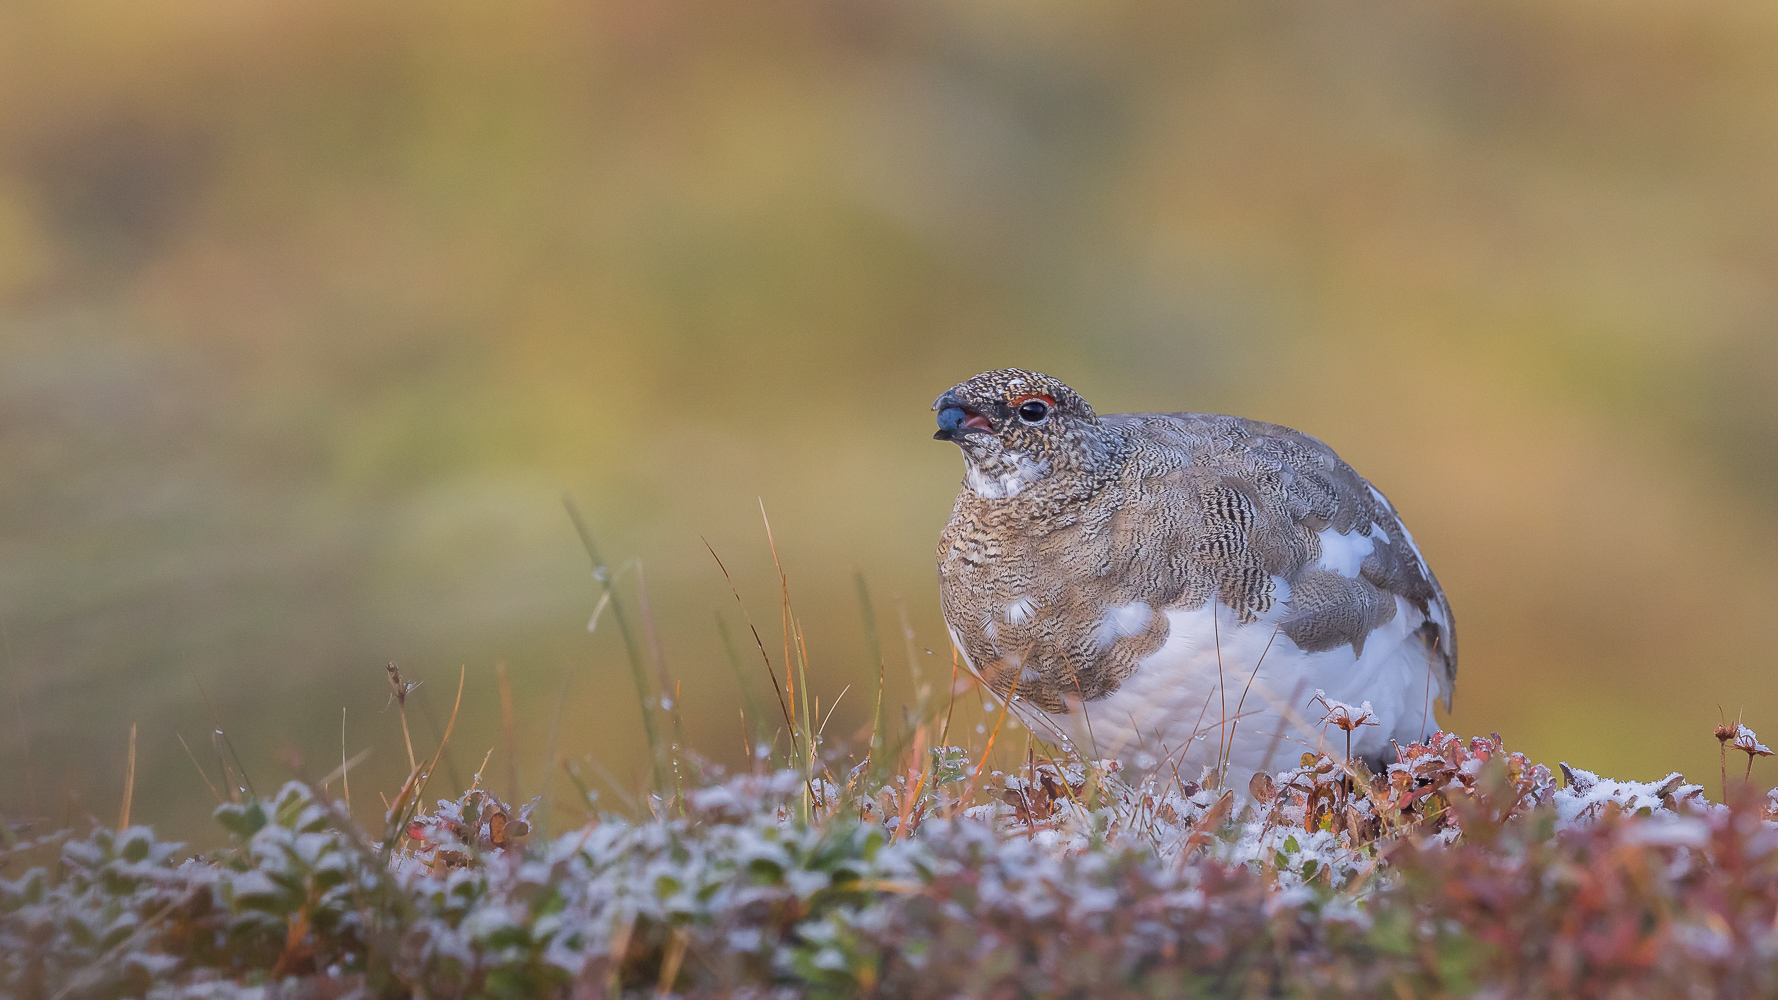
1017;399;1050;424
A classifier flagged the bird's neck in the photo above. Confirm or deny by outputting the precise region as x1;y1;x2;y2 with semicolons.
962;422;1126;507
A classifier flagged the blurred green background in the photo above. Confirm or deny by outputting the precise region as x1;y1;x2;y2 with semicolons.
4;0;1777;841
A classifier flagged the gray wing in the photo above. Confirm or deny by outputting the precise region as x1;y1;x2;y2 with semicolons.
1112;412;1458;708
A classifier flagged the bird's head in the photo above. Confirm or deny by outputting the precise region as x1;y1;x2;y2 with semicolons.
932;368;1116;499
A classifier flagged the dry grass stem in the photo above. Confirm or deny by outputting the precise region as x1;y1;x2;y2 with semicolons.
953;679;1016;817
117;723;136;831
656;925;690;999
704;540;796;751
175;732;224;806
340;708;351;819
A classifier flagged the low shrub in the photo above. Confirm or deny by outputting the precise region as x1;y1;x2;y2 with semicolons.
5;729;1776;999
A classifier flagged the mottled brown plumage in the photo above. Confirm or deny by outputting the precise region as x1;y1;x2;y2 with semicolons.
933;369;1456;751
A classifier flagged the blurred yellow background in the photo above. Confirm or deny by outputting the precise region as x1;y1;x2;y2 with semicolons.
4;0;1777;840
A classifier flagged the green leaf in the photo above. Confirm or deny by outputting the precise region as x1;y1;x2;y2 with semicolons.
215;801;269;840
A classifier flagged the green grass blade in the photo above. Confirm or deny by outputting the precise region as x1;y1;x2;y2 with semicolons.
563;495;666;796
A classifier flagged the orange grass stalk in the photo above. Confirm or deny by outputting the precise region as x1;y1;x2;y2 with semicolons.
952;678;1016;819
760;500;819;818
341;708;351;819
703;540;796;749
760;501;811;751
892;722;931;843
117;723;136;830
855;573;889;783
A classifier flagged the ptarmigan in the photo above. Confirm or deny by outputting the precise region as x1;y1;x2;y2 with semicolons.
933;368;1456;789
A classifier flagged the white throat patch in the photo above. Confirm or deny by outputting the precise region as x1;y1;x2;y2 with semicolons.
965;450;1051;499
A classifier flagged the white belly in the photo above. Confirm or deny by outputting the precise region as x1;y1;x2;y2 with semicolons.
1027;599;1443;791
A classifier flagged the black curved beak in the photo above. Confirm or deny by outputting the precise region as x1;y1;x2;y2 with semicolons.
932;390;994;441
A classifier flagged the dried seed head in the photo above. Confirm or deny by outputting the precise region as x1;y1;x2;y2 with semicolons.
383;661;420;709
386;662;408;707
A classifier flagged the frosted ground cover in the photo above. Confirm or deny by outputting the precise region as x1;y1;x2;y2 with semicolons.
6;730;1778;999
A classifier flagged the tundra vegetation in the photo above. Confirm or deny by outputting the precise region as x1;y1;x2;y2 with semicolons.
6;521;1776;999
